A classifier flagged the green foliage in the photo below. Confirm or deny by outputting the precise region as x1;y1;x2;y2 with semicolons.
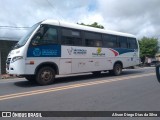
77;22;104;29
139;37;159;58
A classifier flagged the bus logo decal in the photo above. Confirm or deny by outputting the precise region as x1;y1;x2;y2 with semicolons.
67;47;87;55
33;48;41;56
92;48;105;57
67;47;74;55
109;48;119;56
109;48;135;56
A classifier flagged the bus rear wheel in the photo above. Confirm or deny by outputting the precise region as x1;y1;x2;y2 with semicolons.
36;66;55;85
110;63;122;76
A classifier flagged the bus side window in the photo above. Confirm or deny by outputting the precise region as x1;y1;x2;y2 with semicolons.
84;32;102;47
103;34;117;48
61;28;82;46
42;28;58;43
32;26;58;45
128;38;138;49
118;36;128;48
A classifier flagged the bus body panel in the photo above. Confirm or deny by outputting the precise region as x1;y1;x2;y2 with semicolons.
6;45;26;75
59;59;72;74
7;46;139;75
25;58;60;75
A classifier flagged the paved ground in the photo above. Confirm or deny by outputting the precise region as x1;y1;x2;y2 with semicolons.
0;67;159;120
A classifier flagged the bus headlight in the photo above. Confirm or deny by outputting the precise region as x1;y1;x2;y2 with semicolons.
11;56;23;63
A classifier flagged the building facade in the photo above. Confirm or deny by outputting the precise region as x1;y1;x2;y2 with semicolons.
0;39;17;74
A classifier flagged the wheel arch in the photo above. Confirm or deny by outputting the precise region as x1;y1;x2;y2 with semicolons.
35;62;59;75
114;61;123;68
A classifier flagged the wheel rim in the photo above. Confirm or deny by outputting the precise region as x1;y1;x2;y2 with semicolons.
40;70;53;82
115;64;121;74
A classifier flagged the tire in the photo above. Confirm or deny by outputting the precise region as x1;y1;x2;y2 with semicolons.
110;63;122;76
36;66;55;85
92;71;101;76
25;75;36;82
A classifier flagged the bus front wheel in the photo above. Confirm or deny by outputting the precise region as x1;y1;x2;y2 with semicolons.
36;66;55;85
110;63;122;76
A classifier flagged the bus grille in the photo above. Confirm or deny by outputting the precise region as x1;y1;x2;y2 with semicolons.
6;58;11;70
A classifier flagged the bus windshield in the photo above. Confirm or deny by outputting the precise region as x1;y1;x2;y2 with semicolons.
13;22;41;49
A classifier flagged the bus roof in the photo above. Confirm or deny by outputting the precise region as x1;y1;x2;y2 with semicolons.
41;19;136;38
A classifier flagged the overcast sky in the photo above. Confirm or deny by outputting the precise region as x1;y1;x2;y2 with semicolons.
0;0;160;40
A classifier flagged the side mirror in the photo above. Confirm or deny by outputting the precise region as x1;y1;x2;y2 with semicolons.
156;64;160;83
31;39;39;46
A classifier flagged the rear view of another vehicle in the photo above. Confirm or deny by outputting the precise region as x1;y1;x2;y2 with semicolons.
150;61;160;67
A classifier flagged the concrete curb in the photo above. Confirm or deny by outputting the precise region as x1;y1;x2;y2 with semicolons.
0;74;17;79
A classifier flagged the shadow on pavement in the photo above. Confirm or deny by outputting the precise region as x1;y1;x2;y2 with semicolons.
14;81;38;88
14;70;144;88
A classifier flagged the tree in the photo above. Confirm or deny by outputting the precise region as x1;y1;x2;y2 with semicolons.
77;22;104;29
139;37;159;63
